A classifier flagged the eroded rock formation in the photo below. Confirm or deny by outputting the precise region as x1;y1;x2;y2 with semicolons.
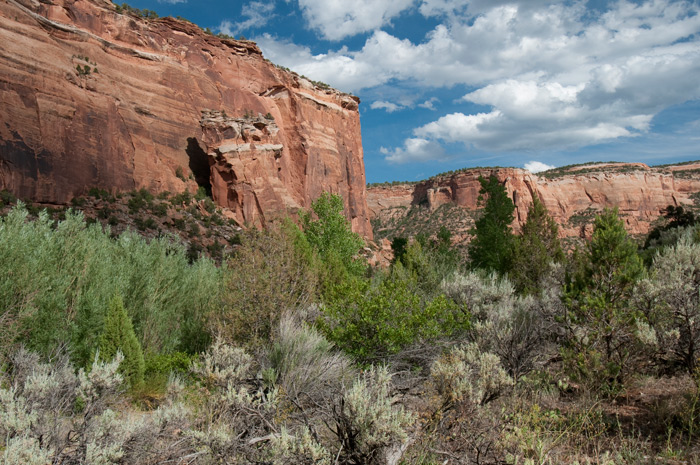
0;0;371;237
367;163;700;239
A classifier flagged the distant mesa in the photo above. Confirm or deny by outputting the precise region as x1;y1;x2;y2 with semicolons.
367;162;700;242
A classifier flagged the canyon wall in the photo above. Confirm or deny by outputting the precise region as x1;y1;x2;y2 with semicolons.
367;164;700;238
0;0;371;237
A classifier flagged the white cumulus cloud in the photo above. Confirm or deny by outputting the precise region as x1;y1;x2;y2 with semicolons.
370;101;404;113
524;161;556;173
381;138;446;163
294;0;415;40
219;1;275;36
259;1;700;162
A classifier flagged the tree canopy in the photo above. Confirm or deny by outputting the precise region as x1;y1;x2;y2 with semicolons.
468;176;516;275
510;196;564;295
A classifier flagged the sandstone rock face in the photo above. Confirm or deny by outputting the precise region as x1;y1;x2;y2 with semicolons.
367;164;700;238
0;0;371;238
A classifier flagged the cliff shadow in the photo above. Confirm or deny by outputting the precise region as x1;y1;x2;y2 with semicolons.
186;137;212;197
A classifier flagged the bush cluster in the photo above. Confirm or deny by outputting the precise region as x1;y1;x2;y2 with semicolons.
3;188;700;463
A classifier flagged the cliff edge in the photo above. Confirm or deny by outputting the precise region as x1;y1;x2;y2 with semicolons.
368;163;700;241
0;0;372;238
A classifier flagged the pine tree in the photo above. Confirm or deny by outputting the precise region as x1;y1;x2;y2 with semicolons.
468;176;515;275
563;208;644;392
98;295;145;388
511;196;564;295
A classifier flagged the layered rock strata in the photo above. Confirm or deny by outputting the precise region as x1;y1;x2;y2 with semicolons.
367;164;700;238
0;0;371;237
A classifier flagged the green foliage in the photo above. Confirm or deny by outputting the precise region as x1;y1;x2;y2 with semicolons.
76;64;92;76
171;190;192;206
390;236;408;264
642;205;699;264
114;3;159;19
510;196;564;296
468;176;516;275
0;204;221;366
0;189;16;207
195;186;208;201
134;216;157;230
320;268;468;361
127;188;153;213
215;223;318;345
88;187;112;201
563;208;645;393
398;236;459;297
150;202;168;217
98;295;145;388
366;180;416;188
301;193;366;296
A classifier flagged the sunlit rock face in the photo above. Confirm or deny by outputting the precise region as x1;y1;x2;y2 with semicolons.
0;0;371;238
367;163;700;239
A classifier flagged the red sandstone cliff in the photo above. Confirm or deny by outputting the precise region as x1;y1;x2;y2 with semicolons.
0;0;371;237
367;163;700;239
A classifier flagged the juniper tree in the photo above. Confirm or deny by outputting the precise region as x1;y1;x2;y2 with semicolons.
98;295;145;388
563;208;644;392
468;176;515;275
510;196;564;296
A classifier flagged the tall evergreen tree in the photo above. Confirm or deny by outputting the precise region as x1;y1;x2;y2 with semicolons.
563;208;644;392
511;196;564;295
468;176;516;275
98;295;145;388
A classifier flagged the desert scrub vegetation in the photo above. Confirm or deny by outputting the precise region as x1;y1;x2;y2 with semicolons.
0;203;221;365
4;191;700;463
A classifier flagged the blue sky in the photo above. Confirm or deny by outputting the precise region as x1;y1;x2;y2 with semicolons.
123;0;700;183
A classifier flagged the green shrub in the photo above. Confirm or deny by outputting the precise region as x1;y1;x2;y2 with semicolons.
301;192;366;297
71;197;86;207
431;342;513;408
0;189;16;207
134;216;157;230
511;196;564;296
215;224;318;345
331;366;413;465
172;217;186;230
186;241;203;263
0;204;221;364
321;269;468;361
98;295;145;388
207;239;224;261
188;221;200;237
203;197;216;213
150;202;168;217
